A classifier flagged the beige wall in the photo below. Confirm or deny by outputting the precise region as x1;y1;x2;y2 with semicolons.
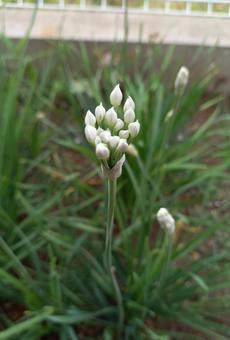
1;8;230;93
1;8;230;47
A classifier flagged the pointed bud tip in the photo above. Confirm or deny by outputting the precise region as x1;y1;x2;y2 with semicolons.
110;84;123;107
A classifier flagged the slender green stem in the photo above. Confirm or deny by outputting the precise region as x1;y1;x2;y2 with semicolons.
160;234;173;286
104;179;124;336
111;266;125;336
105;179;117;271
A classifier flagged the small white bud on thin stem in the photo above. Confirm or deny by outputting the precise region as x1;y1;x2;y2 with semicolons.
124;108;135;124
109;136;120;149
126;144;138;157
175;66;189;96
95;103;105;123
110;84;123;107
119;130;129;139
100;130;111;143
85;125;97;145
128;120;140;138
95;136;102;145
114;118;124;132
124;96;135;112
116;139;128;154
105;107;118;127
85;110;96;126
97;127;104;135
96;143;110;160
157;208;175;235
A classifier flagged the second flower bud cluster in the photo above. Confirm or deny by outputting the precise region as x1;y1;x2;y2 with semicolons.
84;84;140;167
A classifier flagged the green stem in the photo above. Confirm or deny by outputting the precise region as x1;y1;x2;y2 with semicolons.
160;234;173;286
104;179;124;336
105;179;117;271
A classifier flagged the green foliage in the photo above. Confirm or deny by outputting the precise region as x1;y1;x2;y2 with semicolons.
0;36;229;339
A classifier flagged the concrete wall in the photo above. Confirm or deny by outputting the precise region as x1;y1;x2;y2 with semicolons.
1;8;230;47
0;8;230;94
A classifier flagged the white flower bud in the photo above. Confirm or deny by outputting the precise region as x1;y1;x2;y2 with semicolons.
97;127;104;135
105;108;118;127
85;110;96;126
96;143;110;160
116;138;128;153
119;130;129;139
100;130;111;143
95;136;101;145
114;118;124;132
85;125;97;145
110;84;123;107
124;108;135;124
95;103;105;123
175;66;189;95
109;136;120;149
124;96;135;112
165;109;174;122
128;120;140;138
126;144;138;157
157;208;175;235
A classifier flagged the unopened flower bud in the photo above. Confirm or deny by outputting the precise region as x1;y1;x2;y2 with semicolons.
85;110;96;126
116;139;128;153
95;136;101;145
119;130;129;139
97;127;104;135
36;111;45;121
124;96;135;112
175;66;189;96
128;120;140;138
126;144;138;157
95;103;105;123
124;108;135;124
100;130;111;143
165;109;174;122
85;125;97;144
96;143;110;160
110;84;123;107
114;118;124;132
105;107;117;127
109;136;120;149
157;208;175;235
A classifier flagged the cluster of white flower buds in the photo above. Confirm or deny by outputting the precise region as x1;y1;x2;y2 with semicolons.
157;208;175;235
174;66;189;96
84;84;140;179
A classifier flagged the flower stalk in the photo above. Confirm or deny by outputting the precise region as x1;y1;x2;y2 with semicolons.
157;207;175;285
105;178;117;272
84;83;140;336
